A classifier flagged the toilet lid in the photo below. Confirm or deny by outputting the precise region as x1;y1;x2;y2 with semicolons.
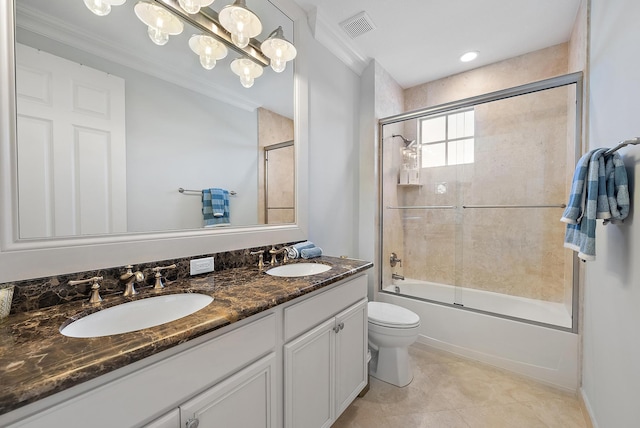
368;301;420;328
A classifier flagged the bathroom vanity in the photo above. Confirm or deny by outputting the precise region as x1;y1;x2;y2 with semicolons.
0;257;371;428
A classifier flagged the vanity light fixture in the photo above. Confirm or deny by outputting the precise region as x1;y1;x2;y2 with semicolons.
84;0;126;16
84;0;296;88
135;1;184;45
178;0;214;14
218;0;262;49
189;34;228;69
460;51;479;62
230;57;263;88
260;26;296;73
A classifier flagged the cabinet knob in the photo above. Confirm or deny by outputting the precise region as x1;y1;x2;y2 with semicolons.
186;418;200;428
333;322;345;333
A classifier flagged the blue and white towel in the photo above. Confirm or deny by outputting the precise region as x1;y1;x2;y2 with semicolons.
604;152;629;223
561;149;629;261
300;246;323;259
287;241;319;259
202;188;230;227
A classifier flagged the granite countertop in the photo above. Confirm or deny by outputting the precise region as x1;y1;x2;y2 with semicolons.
0;256;372;415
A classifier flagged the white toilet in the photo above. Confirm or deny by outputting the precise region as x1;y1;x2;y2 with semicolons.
367;301;420;387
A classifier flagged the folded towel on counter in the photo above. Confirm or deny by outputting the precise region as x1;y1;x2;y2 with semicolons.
202;188;230;227
287;241;316;259
300;246;323;259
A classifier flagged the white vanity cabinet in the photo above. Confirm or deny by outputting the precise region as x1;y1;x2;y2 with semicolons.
7;314;276;428
3;273;369;428
178;353;277;428
283;275;368;428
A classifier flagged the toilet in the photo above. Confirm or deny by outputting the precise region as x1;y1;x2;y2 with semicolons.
367;301;420;387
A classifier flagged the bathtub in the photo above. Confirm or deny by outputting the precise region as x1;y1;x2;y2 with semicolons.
384;278;572;328
378;278;579;390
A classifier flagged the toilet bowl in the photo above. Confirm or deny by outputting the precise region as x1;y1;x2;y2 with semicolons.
368;301;420;387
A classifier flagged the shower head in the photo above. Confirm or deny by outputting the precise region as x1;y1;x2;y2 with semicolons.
392;134;416;147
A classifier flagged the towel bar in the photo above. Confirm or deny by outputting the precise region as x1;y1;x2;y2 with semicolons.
386;205;456;210
462;204;566;209
603;137;640;156
179;188;237;196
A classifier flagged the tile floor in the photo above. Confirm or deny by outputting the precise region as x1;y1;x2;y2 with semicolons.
333;343;588;428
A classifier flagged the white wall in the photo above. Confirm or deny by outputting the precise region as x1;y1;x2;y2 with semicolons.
16;29;259;232
306;36;361;257
582;0;640;426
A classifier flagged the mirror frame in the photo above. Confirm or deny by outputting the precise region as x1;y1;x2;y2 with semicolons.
0;0;309;282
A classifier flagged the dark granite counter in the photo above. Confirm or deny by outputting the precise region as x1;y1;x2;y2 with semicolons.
0;256;372;415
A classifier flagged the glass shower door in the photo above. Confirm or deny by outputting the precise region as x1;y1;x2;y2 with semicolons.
379;74;581;331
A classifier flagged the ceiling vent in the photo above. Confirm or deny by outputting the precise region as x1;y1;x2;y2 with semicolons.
339;11;376;39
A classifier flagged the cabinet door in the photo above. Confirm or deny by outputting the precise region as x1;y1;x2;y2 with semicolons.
284;318;335;428
180;353;276;428
334;298;368;417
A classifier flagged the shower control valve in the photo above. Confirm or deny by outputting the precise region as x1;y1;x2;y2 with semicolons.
390;252;402;267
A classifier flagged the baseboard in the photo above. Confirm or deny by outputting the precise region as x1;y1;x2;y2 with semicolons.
579;388;597;428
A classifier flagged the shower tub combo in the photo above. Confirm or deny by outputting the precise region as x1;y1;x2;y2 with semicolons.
377;73;583;391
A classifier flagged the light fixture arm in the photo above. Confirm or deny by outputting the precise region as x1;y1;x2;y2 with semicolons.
151;0;269;67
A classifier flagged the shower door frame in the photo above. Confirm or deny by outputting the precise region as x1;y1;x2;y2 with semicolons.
377;72;583;333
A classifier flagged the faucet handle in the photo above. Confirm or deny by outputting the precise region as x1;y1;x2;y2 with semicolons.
390;252;402;267
152;264;177;290
69;276;104;305
250;250;265;271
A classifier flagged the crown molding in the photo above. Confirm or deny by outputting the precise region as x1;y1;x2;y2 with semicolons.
15;3;260;112
307;7;370;76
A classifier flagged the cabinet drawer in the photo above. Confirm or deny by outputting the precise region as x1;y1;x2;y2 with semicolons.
284;274;367;342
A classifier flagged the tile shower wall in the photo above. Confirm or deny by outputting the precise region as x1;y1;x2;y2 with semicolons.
390;43;575;303
257;108;295;224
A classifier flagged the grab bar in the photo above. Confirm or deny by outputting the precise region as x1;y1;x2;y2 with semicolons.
386;205;456;210
462;204;566;209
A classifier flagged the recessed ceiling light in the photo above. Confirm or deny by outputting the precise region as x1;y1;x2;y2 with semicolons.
460;51;479;62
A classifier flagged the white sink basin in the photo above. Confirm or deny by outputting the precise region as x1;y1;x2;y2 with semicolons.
266;263;331;277
60;293;214;338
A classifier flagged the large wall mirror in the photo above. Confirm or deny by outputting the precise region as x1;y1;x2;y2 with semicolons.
0;0;309;281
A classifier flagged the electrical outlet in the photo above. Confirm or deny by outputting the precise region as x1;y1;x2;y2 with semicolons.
190;257;214;275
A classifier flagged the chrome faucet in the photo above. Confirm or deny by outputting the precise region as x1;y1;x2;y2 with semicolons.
392;273;405;281
269;245;289;265
120;265;145;297
68;276;103;305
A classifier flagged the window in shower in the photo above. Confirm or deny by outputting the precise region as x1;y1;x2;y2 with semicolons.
420;109;475;168
379;73;582;331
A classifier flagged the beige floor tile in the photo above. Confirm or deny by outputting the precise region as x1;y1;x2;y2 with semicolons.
457;403;548;428
386;410;472;427
524;398;588;428
331;344;588;428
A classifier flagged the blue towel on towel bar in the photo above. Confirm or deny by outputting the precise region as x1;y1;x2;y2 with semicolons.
604;152;630;223
202;188;230;227
561;148;629;261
